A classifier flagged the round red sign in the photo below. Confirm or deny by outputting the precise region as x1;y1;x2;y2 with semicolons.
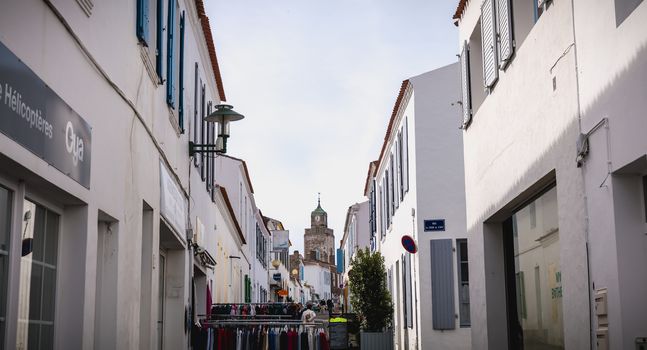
401;235;418;254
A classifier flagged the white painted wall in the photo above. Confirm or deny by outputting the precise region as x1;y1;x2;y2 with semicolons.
0;0;232;349
211;187;248;304
214;155;271;303
455;0;611;348
373;63;468;350
573;1;647;348
303;263;331;301
410;64;471;350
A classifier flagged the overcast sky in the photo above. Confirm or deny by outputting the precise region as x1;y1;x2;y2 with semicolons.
206;1;459;254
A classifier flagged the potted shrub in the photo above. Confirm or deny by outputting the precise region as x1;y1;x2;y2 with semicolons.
348;248;394;349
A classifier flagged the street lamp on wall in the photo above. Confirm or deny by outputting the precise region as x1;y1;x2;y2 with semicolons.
189;104;245;156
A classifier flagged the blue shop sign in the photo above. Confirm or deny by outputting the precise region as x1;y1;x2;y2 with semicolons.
424;219;445;232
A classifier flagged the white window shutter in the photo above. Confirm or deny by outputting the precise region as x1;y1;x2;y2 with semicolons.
497;0;514;69
481;0;499;88
460;42;472;128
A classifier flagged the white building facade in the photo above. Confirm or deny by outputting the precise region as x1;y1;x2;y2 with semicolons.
339;201;370;312
303;262;332;302
454;0;647;348
0;0;253;349
370;63;470;350
214;155;271;304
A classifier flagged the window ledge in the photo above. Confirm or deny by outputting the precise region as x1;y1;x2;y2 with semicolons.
139;44;161;86
167;107;182;137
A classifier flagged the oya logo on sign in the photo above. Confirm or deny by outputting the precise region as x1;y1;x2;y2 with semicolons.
65;121;85;166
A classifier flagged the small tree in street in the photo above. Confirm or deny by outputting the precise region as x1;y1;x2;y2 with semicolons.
348;248;393;331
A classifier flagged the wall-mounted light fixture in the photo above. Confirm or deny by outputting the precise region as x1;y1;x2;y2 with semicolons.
189;104;245;156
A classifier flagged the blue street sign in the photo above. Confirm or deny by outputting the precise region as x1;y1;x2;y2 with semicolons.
424;219;445;232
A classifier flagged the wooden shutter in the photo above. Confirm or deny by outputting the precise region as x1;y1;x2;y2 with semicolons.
497;0;514;69
166;0;176;107
178;12;185;131
209;116;215;197
193;64;199;166
460;42;472;128
398;131;404;200
155;0;163;78
200;85;206;180
136;0;149;45
481;0;499;88
431;239;456;330
404;118;409;192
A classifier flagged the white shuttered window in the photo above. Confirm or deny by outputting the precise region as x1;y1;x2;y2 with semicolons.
497;0;514;69
481;0;499;88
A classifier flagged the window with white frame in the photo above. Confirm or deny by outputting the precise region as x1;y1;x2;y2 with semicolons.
16;199;60;349
0;186;11;344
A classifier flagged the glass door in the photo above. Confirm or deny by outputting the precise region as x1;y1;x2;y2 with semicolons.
16;199;60;350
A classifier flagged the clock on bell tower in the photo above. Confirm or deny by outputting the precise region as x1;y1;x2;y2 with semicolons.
311;195;327;227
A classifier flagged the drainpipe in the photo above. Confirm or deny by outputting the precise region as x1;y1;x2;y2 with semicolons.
568;0;595;348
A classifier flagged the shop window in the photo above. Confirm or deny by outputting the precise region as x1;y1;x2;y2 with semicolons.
502;186;563;349
0;186;11;345
17;199;60;350
457;239;471;327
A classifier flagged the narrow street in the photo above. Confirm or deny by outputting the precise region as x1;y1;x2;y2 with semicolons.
0;0;646;349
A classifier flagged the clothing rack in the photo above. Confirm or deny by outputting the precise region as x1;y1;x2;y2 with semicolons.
200;320;324;327
193;318;330;350
210;302;292;305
